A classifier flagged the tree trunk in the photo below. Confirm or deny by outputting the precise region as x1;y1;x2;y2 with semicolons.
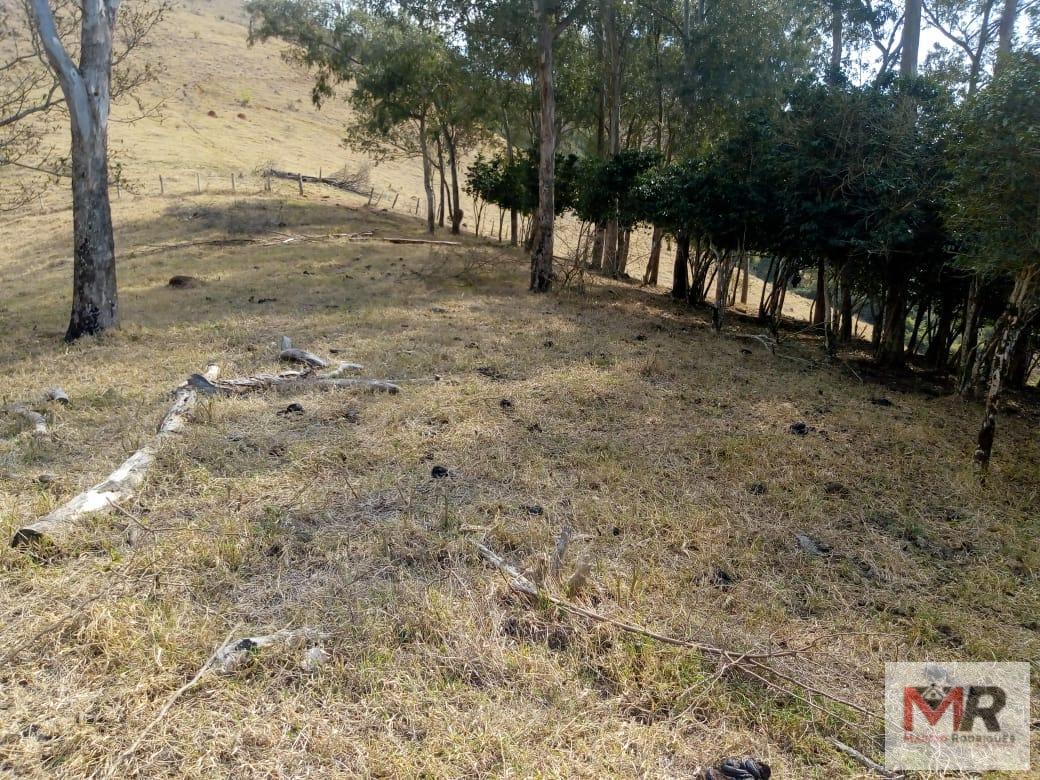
419;115;436;235
829;0;843;82
30;0;120;340
960;274;983;395
617;228;630;277
996;0;1017;70
67;128;118;340
975;264;1038;466
671;232;690;301
530;7;556;293
590;224;605;270
444;128;463;235
739;251;750;305
877;270;907;367
713;249;734;332
436;135;447;228
600;0;621;278
812;259;826;325
1006;325;1032;388
839;264;853;342
925;290;955;370
901;0;922;77
644;226;663;285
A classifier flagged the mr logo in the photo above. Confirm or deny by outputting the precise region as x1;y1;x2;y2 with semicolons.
903;684;1006;732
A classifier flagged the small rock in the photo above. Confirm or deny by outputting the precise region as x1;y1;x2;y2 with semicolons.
711;568;735;588
301;646;330;672
431;465;449;479
795;532;831;557
36;473;57;485
499;398;514;410
871;397;894;407
747;482;767;495
279;402;304;415
704;757;771;780
823;481;849;497
788;421;809;436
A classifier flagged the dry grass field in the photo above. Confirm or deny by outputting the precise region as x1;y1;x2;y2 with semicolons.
1;2;1038;778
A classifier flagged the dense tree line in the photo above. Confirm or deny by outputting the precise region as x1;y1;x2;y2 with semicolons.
5;0;1037;461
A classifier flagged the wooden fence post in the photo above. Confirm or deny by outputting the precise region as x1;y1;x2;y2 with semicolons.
298;173;304;196
392;193;400;209
159;175;164;195
367;187;375;206
231;173;236;194
196;173;201;194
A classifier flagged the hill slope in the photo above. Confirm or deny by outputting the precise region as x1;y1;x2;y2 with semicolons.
0;3;1037;777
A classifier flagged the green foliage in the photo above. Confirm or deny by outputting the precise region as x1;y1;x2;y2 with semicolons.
947;53;1040;276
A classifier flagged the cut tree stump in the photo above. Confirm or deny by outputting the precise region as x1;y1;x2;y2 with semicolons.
10;365;221;548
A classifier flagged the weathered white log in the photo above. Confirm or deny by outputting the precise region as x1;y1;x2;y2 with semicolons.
279;348;329;369
215;627;331;673
11;365;220;548
45;387;70;405
4;404;48;436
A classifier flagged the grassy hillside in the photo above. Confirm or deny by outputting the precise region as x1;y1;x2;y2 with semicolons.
0;2;1036;777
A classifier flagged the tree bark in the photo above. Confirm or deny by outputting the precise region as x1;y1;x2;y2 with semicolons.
29;0;121;340
829;0;843;82
713;249;734;332
590;224;605;270
877;266;908;367
530;4;556;292
959;275;983;394
644;226;663;285
444;128;463;235
901;0;922;77
418;115;436;235
996;0;1017;70
600;0;621;278
740;251;750;305
839;264;853;342
671;231;690;301
975;264;1038;466
812;259;826;325
436;134;446;228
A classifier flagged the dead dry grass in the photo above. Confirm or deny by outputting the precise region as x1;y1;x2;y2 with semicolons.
1;0;1037;776
0;189;1038;778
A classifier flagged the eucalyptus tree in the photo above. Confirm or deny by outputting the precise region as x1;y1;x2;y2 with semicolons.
6;0;168;338
947;54;1040;465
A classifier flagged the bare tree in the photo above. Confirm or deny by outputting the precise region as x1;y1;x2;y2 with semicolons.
13;0;166;339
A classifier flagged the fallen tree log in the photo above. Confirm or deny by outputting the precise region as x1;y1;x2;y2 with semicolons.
279;347;329;369
267;169;368;195
4;403;49;437
10;365;221;548
215;373;399;395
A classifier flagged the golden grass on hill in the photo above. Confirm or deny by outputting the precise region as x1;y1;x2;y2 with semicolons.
0;185;1037;777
